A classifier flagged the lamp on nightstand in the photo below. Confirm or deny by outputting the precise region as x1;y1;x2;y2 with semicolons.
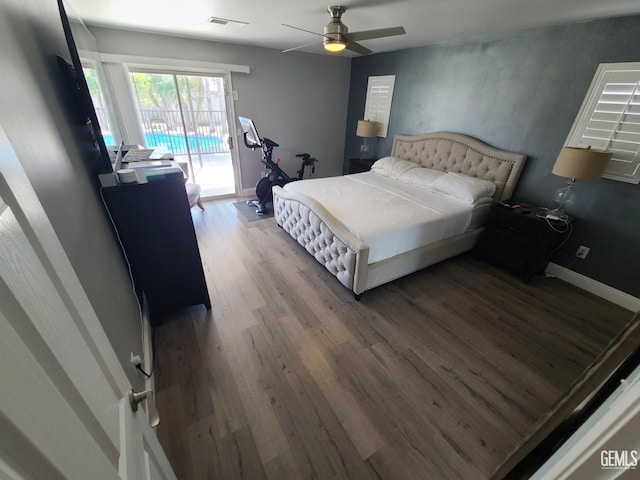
547;146;612;221
356;120;378;159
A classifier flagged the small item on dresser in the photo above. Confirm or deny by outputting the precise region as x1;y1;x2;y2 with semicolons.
510;202;531;214
122;148;155;162
145;166;184;182
117;168;137;184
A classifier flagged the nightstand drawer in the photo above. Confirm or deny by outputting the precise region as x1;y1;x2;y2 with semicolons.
490;219;544;238
478;245;529;271
480;230;537;256
487;209;545;237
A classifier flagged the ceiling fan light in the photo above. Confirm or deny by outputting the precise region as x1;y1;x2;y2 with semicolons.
324;39;346;52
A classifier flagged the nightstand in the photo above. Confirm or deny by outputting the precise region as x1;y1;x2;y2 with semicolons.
347;157;376;174
475;205;570;282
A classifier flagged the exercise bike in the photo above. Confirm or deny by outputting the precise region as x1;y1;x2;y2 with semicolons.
239;116;317;215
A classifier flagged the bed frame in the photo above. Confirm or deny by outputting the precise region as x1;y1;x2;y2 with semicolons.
272;132;527;297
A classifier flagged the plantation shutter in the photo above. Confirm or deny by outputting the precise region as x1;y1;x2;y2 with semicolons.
364;75;395;138
566;64;640;184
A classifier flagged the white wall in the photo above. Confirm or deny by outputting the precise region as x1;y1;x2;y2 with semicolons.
0;0;143;388
88;26;352;188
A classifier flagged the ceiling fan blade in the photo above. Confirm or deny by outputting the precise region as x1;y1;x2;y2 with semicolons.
347;26;406;42
345;41;372;56
282;40;322;54
281;23;325;38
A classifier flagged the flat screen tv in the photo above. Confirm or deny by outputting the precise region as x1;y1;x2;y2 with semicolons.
57;0;112;188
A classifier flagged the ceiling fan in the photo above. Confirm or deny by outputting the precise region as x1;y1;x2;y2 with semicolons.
282;5;406;55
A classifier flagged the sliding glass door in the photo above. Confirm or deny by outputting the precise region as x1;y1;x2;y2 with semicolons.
129;70;235;197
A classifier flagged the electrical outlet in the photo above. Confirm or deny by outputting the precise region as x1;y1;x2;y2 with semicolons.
576;245;590;259
130;352;143;367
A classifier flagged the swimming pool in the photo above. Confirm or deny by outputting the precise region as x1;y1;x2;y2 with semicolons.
102;132;227;155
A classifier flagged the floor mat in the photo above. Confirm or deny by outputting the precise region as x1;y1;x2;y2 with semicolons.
232;201;274;221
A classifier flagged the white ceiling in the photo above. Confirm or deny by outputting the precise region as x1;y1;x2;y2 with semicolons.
68;0;640;56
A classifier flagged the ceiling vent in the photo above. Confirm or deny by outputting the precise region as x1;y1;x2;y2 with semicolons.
208;17;248;27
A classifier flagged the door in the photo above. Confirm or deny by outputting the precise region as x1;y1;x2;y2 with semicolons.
0;127;176;479
129;70;236;197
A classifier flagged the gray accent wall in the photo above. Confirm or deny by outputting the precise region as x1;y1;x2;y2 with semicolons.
346;15;640;298
89;27;351;186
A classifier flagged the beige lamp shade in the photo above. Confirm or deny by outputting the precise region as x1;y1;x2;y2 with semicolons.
552;147;612;180
356;120;378;138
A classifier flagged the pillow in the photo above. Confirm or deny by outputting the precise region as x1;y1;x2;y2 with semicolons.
430;172;496;203
371;156;419;178
397;167;445;189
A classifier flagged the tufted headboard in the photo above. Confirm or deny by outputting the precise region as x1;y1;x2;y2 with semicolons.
391;132;527;201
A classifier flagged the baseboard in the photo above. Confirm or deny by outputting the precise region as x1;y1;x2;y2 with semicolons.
241;187;255;197
545;263;640;313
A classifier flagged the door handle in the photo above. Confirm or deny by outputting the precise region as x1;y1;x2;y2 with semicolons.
128;388;152;412
128;388;160;427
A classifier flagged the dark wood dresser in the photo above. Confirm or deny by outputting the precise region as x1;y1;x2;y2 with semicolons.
101;174;211;322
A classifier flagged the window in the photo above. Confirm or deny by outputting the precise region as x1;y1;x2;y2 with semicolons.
82;62;115;144
565;63;640;184
364;75;395;138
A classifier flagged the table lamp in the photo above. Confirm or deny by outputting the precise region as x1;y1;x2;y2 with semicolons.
356;120;378;159
547;146;612;220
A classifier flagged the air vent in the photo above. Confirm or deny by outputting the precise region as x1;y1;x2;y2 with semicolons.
208;17;248;27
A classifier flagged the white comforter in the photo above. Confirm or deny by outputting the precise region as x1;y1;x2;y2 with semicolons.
283;172;490;263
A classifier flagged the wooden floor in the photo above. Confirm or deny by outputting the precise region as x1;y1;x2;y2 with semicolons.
154;198;631;480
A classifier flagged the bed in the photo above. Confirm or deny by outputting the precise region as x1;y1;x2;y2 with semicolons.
272;132;526;298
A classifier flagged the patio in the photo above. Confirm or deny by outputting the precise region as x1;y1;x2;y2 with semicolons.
175;152;236;198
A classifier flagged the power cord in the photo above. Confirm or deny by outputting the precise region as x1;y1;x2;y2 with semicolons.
536;207;571;233
545;216;572;234
135;363;153;378
100;187;155;380
532;206;575;275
